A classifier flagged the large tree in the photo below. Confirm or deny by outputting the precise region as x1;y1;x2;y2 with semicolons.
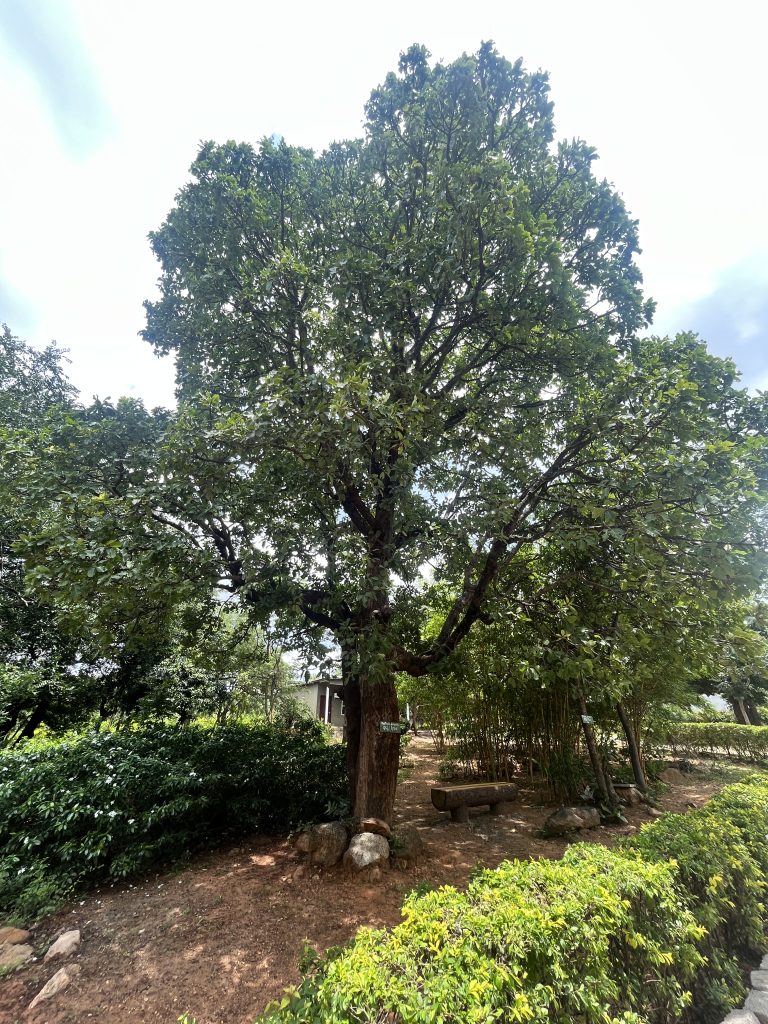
21;46;768;820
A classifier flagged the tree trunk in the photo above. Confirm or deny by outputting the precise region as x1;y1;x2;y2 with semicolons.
349;673;400;822
615;701;648;793
341;665;361;808
745;700;763;726
17;686;50;741
733;698;750;724
577;692;617;808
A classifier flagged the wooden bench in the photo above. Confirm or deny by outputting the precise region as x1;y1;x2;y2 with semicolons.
431;782;518;823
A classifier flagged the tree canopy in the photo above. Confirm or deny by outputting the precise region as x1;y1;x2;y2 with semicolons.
7;44;768;818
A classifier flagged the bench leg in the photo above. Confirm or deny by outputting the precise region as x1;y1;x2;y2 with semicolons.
450;806;470;823
489;801;514;816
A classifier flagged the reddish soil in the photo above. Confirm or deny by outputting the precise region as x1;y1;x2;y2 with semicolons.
0;737;721;1024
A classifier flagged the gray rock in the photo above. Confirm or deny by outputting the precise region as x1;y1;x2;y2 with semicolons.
343;832;390;871
762;953;768;971
29;964;80;1009
723;1012;761;1024
0;926;30;945
543;806;601;836
614;785;642;807
0;942;33;970
294;822;349;866
293;830;314;854
753;971;768;991
745;990;768;1024
45;928;81;962
309;822;349;867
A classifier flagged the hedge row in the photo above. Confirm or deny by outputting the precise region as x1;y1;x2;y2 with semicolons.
0;721;347;920
260;777;768;1024
667;722;768;762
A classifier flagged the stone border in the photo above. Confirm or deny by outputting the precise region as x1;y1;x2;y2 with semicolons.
722;954;768;1023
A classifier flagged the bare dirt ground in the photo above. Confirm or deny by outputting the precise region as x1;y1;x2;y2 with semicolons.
1;737;722;1024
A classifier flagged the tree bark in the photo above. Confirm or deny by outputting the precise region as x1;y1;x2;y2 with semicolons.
615;701;648;793
577;692;616;808
745;700;763;726
341;664;361;810
733;698;750;724
17;686;50;741
350;673;401;822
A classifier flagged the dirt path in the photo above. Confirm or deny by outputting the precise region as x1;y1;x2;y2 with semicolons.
1;738;721;1024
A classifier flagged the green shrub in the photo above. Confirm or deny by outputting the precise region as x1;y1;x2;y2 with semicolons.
262;847;703;1024
0;720;346;920
667;722;768;762
623;805;766;1021
259;778;768;1024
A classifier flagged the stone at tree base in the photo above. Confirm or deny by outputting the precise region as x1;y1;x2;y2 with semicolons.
0;942;33;970
343;832;389;871
723;1012;761;1024
44;928;80;961
308;822;348;867
752;971;768;991
28;964;80;1010
293;830;314;854
0;926;30;945
745;990;768;1024
543;806;601;836
357;817;392;839
294;822;349;867
391;827;426;868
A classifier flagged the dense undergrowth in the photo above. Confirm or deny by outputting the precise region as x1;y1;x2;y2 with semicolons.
0;720;346;921
260;776;768;1024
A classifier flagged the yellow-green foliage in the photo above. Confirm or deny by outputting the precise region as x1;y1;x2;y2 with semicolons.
668;722;768;762
259;778;768;1024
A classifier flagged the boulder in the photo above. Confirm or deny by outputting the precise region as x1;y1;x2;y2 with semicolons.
45;929;80;962
293;830;314;854
543;806;601;836
752;971;768;991
0;926;30;945
391;827;426;867
723;1012;761;1024
310;822;349;867
357;817;392;839
29;964;80;1010
294;822;349;867
745;991;768;1024
762;953;768;971
343;832;390;871
614;784;642;807
0;942;33;970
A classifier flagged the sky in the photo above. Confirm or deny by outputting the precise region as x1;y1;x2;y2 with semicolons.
1;0;767;408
